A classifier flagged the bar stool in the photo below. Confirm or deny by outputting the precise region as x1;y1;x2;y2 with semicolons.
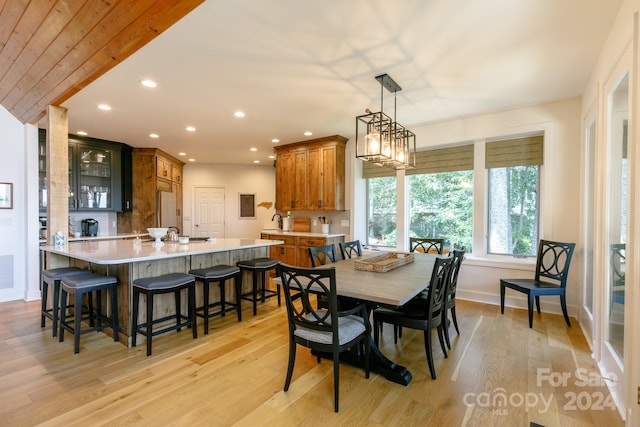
41;267;88;337
58;272;119;354
189;265;242;334
132;273;197;356
236;257;280;315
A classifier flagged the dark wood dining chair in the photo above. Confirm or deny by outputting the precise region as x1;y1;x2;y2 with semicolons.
500;240;576;328
277;263;371;412
442;247;465;348
338;240;362;259
373;255;452;379
409;237;444;254
308;244;338;267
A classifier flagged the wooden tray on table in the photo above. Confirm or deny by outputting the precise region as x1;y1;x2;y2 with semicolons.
354;252;414;273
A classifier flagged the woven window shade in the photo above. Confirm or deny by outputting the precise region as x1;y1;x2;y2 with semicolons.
485;135;543;168
406;144;474;176
361;160;396;178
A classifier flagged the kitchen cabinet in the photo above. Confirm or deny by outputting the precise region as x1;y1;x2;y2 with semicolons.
117;148;184;233
274;135;347;211
260;232;344;268
262;233;297;265
38;130;130;212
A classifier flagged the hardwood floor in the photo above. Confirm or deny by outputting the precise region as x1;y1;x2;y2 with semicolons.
0;297;624;426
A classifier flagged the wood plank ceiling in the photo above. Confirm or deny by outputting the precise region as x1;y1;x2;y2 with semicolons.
0;0;204;124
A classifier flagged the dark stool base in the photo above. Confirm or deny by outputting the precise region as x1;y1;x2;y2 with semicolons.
40;267;88;338
132;275;197;356
237;258;280;316
58;274;119;354
191;267;242;335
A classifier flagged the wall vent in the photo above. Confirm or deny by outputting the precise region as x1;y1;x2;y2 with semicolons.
0;255;14;289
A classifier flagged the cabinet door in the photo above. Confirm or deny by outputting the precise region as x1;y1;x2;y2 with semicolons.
276;151;294;211
172;164;182;184
308;144;342;210
156;157;172;180
292;150;308;209
76;143;122;211
172;182;182;232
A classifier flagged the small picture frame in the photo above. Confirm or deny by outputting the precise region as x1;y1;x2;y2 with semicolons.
0;183;12;209
239;193;255;219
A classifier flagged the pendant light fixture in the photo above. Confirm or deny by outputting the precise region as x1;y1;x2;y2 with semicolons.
356;74;416;169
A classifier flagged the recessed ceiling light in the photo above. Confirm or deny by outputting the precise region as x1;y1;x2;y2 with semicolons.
304;131;312;136
140;79;157;88
188;158;195;162
178;152;186;156
234;111;245;118
253;160;260;164
268;155;275;159
98;104;111;111
149;133;159;138
77;131;88;136
185;126;196;132
250;147;257;152
272;138;280;143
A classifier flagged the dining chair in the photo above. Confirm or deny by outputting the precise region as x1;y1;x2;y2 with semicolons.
338;240;362;259
308;244;338;267
409;237;445;254
373;255;453;379
442;247;466;349
500;240;576;328
277;263;371;412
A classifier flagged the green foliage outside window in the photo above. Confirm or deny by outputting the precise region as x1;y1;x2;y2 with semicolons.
367;176;397;247
409;171;473;251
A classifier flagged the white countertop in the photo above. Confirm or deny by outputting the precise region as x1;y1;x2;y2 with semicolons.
260;229;346;238
39;232;149;245
40;237;284;265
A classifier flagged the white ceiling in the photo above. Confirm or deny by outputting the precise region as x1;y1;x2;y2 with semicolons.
60;0;621;165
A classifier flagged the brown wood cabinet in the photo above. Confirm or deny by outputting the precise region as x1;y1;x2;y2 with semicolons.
117;148;184;233
275;135;347;211
261;232;344;268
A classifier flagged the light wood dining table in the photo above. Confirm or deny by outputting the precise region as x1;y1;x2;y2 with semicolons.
276;251;437;385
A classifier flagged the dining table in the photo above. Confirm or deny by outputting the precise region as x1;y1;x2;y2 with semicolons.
276;251;437;386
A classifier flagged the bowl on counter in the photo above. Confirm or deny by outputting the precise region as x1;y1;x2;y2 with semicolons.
147;227;168;246
179;236;189;244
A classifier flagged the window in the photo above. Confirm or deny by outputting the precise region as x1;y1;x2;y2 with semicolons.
366;176;397;247
486;135;543;256
408;172;473;251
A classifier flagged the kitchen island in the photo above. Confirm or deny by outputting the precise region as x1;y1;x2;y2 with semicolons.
41;238;284;345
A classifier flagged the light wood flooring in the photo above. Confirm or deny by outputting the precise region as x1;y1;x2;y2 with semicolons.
0;296;625;427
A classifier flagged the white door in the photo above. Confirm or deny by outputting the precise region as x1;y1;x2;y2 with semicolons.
193;186;225;238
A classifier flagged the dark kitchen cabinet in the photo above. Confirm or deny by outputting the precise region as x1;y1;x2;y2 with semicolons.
38;129;132;212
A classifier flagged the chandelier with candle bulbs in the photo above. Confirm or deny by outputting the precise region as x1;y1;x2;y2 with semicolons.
356;74;416;169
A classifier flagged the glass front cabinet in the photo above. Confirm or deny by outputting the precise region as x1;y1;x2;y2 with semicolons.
38;130;128;212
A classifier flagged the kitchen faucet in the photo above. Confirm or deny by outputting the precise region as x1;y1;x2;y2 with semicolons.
271;212;283;229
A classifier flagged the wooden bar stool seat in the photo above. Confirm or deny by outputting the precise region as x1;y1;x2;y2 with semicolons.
236;257;280;316
189;265;242;334
41;267;88;337
132;273;197;356
58;272;119;354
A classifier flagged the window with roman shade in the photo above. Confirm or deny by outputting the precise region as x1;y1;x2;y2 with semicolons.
485;135;543;168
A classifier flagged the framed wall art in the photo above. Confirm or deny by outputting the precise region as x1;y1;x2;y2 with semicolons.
0;183;13;209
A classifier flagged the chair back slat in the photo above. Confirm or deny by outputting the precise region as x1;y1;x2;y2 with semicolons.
308;244;338;267
610;243;625;286
339;240;362;259
409;237;445;254
278;264;338;335
535;240;576;287
446;247;466;298
425;256;453;320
